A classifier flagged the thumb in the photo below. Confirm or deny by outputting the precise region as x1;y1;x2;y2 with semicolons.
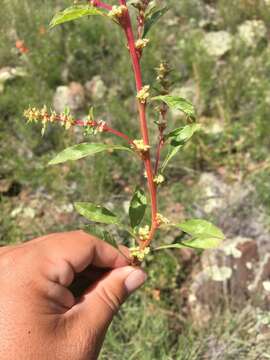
70;266;147;338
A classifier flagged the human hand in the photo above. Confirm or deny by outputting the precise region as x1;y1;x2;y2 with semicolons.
0;231;147;360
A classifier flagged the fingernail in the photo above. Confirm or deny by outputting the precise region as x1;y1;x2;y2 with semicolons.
125;269;147;294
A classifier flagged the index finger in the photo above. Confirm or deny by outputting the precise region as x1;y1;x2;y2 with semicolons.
34;230;130;274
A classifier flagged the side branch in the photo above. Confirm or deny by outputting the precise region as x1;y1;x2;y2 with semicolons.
90;0;112;11
154;136;164;175
23;108;134;145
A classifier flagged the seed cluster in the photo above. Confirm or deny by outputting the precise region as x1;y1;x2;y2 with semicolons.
135;38;150;50
153;174;165;185
108;5;128;19
130;246;150;261
156;213;170;226
23;106;108;136
24;106;75;129
136;85;150;104
133;139;150;153
138;225;150;241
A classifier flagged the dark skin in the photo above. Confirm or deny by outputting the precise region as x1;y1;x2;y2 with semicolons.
0;231;146;360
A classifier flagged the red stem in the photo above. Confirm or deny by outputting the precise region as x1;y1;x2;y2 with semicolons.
41;113;134;145
154;135;164;175
119;0;158;247
104;126;134;144
74;120;134;145
90;0;112;11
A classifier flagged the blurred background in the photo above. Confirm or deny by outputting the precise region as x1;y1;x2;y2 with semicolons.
1;0;270;358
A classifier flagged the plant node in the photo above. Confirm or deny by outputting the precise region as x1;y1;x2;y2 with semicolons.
108;5;128;20
133;139;150;153
138;225;150;241
130;246;150;261
153;174;165;185
135;38;149;50
156;213;170;226
136;85;150;104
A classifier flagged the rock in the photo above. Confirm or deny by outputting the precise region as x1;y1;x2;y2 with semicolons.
53;86;69;113
58;203;74;213
197;173;228;214
248;254;270;309
198;4;219;29
0;67;15;83
187;234;270;328
0;179;12;193
202;31;232;57
11;205;35;219
53;82;85;113
187;237;260;327
195;173;270;255
238;20;267;48
85;75;107;101
0;66;26;93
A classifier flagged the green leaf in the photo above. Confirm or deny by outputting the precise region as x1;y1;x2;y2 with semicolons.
154;243;186;251
176;219;225;240
49;5;104;28
165;124;201;144
155;220;225;251
155;234;223;251
84;225;118;249
75;202;120;225
143;7;168;37
161;124;200;172
161;144;182;172
48;143;132;165
102;231;119;248
182;235;222;249
129;187;147;228
152;95;195;119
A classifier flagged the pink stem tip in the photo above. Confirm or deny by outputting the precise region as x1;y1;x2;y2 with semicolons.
90;0;112;11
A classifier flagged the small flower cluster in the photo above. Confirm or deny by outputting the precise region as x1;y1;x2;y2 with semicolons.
84;120;107;136
133;139;150;153
24;106;47;122
130;246;150;261
24;106;75;132
156;62;171;82
136;85;150;104
135;38;150;50
96;120;106;133
108;5;127;20
138;225;150;241
153;174;165;185
156;213;170;226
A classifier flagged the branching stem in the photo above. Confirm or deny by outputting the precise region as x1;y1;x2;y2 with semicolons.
119;0;158;249
90;0;112;11
30;112;135;145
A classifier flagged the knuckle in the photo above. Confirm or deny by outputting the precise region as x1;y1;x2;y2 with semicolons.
0;245;40;284
97;285;122;314
0;248;20;271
